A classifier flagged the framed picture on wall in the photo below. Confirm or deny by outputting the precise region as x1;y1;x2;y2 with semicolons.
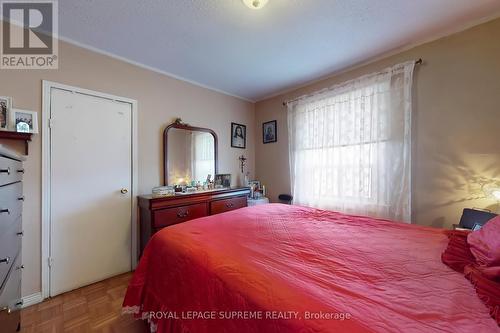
11;108;39;133
231;122;246;149
262;120;277;144
0;96;11;130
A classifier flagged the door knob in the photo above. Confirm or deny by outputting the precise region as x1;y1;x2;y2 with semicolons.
120;188;129;194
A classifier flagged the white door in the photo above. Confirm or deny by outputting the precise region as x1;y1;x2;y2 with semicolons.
49;88;133;296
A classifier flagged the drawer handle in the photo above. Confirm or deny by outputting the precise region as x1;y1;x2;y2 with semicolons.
17;231;24;236
15;300;23;307
0;208;10;214
18;196;25;201
17;169;24;174
225;203;234;208
0;257;10;265
176;210;189;218
0;307;11;314
16;265;25;270
0;167;11;175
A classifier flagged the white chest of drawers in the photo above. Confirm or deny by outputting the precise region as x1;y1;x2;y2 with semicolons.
0;146;25;332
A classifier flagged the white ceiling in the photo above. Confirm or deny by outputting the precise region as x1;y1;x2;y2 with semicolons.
59;0;500;102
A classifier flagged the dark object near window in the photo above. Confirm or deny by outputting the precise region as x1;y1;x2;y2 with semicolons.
278;194;293;205
459;208;497;230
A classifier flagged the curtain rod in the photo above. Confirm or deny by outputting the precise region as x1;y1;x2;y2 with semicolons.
282;58;423;106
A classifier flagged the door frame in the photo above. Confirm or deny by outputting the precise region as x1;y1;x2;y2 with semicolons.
41;80;138;299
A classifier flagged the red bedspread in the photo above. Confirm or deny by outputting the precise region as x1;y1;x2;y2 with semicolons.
123;204;499;332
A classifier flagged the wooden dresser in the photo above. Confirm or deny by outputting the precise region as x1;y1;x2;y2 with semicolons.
138;187;250;254
0;146;25;332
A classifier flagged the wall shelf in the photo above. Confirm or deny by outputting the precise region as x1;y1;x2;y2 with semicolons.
0;131;33;155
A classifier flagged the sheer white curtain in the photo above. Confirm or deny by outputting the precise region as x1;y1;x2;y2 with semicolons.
191;132;214;183
287;61;415;222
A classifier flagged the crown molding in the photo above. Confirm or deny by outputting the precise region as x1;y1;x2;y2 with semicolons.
57;36;256;103
257;11;500;102
0;17;255;102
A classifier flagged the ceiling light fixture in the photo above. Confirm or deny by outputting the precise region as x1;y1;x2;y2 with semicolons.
482;183;500;201
492;190;500;200
243;0;269;10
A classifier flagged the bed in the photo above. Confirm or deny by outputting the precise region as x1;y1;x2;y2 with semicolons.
123;204;499;332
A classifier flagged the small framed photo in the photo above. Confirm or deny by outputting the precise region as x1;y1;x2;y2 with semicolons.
248;180;260;190
11;108;38;133
472;223;483;231
262;120;277;144
0;96;12;130
231;122;246;149
214;174;232;188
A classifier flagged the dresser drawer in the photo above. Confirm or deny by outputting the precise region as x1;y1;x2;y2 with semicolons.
0;253;21;333
210;196;247;215
0;182;23;223
0;217;21;290
0;157;23;187
153;203;208;228
0;253;22;311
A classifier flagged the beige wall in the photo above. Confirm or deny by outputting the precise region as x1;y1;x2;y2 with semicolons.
0;40;255;297
255;18;500;229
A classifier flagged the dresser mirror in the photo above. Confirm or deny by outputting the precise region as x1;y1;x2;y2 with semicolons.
164;120;218;186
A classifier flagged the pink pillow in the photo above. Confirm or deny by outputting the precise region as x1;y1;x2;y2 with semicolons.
467;215;500;267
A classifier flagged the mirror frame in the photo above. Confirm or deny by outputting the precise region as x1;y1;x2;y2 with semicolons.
163;120;218;186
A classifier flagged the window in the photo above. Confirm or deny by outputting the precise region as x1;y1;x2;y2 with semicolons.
287;61;415;221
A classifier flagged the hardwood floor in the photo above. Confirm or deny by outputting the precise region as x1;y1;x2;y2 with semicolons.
20;272;149;333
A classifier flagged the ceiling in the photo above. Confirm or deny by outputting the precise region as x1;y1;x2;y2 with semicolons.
59;0;500;102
